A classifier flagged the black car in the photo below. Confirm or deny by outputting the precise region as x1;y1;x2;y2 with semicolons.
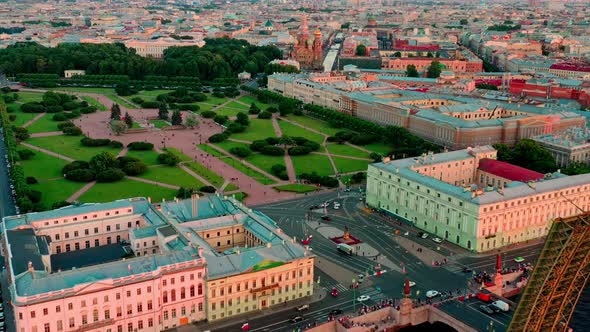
462;267;473;273
290;316;305;323
329;309;343;316
479;305;496;315
321;215;331;221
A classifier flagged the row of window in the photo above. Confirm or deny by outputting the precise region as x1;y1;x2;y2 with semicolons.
163;285;203;303
51;220;140;241
55;235;126;254
210;267;312;298
210;281;311;311
40;209;132;227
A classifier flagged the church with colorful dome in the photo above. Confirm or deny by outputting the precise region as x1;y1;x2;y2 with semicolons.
289;15;323;71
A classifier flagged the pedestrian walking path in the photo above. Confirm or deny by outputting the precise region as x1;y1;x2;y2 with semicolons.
21;142;75;162
30;131;63;138
271;116;297;181
22;113;45;128
66;181;96;202
125;176;180;189
178;163;215;188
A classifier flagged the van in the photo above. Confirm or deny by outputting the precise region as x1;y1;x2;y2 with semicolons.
491;300;509;312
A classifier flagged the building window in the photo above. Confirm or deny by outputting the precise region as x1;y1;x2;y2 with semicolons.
138;320;143;329
127;305;132;315
106;226;111;231
69;318;75;328
95;239;100;246
57;320;63;331
43;308;48;315
172;309;177;318
198;283;203;295
105;309;110;319
93;309;99;322
127;323;133;332
148;318;153;327
31;311;36;318
148;300;153;310
82;314;87;325
198;303;203;312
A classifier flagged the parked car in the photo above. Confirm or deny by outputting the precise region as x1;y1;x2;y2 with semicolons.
479;304;495;315
290;316;305;323
331;287;339;297
417;232;425;238
296;304;309;311
491;300;510;312
421;233;428;239
329;309;343;316
462;267;473;273
432;237;443;243
426;290;440;298
357;295;371;302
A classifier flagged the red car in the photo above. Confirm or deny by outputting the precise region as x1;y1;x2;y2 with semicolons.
331;287;339;297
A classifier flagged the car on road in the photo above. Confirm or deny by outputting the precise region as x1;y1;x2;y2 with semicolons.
309;205;319;210
331;287;339;297
421;233;428;239
290;316;305;323
357;295;371;302
329;309;343;316
432;237;443;243
426;290;440;298
357;274;365;283
406;281;416;287
241;323;250;331
296;304;309;311
514;256;525;263
462;267;473;273
479;304;496;315
321;215;331;221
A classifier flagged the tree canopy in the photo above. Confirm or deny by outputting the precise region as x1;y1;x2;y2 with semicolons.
406;65;419;77
426;61;443;78
355;44;367;56
493;140;557;174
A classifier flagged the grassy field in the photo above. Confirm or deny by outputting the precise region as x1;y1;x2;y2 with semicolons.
197;144;224;157
162;147;193;162
333;156;370;174
81;96;108;111
79;179;177;203
291;154;334;176
245;153;285;175
195;102;215;112
51;87;116;94
149;119;170;128
107;94;136;109
214;141;250;154
133;90;173;101
183;162;225;189
139;166;204;188
215;107;244;117
231;192;248;202
238;96;274;110
327;143;370;159
364;142;393;155
31;178;85;205
17;91;44;103
10;111;39;127
274;184;319;193
19;150;68;180
26;114;60;133
224;101;250;110
125;149;161;166
285;115;340;136
218;156;275;185
230;118;277;141
204;95;228;105
278;119;325;144
225;183;239;191
27;135;122;161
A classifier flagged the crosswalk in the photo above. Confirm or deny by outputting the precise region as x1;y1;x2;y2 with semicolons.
322;282;348;293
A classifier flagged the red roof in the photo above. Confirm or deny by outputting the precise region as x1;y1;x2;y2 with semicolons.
478;159;544;183
550;63;590;73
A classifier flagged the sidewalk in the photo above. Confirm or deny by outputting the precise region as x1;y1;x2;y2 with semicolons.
182;286;327;332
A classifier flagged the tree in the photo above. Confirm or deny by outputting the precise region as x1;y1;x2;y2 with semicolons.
355;44;367;56
171;110;182;125
14;127;30;141
460;19;469;25
249;103;261;115
406;65;419;77
279;136;295;148
369;152;383;162
426;61;443;78
562;161;590;175
236;112;250;126
115;82;133;96
124;112;133;128
158;102;169;121
89;151;118;173
509;139;557;174
244;61;258;75
492;143;511;162
230;147;251;158
184;113;199;128
393;51;402;57
110;103;121;120
157;152;181;166
110;120;127;135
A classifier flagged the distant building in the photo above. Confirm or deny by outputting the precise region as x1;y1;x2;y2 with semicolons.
367;146;590;252
3;195;314;331
238;71;252;81
269;59;301;70
124;39;205;58
64;69;85;78
289;15;323;71
533;127;590;167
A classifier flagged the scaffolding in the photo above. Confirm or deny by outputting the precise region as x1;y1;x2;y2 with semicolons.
507;213;590;332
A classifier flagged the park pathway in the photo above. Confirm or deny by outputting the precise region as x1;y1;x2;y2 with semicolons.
125;176;180;189
30;131;62;138
206;144;283;183
271;116;297;181
20;142;75;162
66;181;97;202
178;163;216;189
22;113;46;128
311;151;372;161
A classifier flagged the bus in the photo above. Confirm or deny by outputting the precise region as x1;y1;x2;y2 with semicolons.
337;243;355;255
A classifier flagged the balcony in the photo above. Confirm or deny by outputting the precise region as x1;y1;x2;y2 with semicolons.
73;318;115;332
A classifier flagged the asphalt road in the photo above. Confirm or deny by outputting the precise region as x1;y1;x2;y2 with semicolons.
204;190;542;332
0;130;15;219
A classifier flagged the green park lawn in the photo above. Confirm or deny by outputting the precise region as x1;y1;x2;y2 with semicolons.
195;102;215;112
230;118;277;141
162;147;193;162
327;143;370;159
215;107;244;117
26;114;61;133
204;94;228;105
238;96;274;110
214;141;250;154
274;184;319;193
218;156;275;185
277;120;325;144
139;165;204;188
107;94;136;109
27;135;122;161
224;101;250;110
225;183;239;191
364;142;393;155
17;91;44;103
31;178;86;206
245;153;285;175
19;150;68;180
149;119;170;128
81;96;108;111
332;157;371;174
184;162;225;189
135;90;173;101
52;87;116;94
9;110;39;127
197;144;224;157
125;149;162;166
291;154;334;176
285;115;340;136
79;179;177;203
231;192;248;202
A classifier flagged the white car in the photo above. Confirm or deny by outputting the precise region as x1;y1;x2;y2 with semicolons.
432;237;443;243
426;290;440;298
296;304;309;311
421;233;428;239
333;205;340;210
406;281;416;287
357;295;371;302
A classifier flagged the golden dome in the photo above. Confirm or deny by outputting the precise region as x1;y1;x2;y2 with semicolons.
314;28;322;37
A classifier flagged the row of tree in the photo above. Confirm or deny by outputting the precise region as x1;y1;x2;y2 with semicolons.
0;38;282;81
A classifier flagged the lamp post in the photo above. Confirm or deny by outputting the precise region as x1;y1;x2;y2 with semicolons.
352;278;357;312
